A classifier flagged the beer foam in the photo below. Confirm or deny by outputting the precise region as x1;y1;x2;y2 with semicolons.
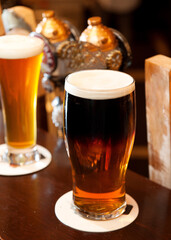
0;35;44;59
65;70;135;99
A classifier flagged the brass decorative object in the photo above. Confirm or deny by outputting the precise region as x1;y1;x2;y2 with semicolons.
80;16;118;51
36;10;72;44
31;14;132;91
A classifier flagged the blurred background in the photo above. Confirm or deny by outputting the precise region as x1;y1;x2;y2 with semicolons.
1;0;171;178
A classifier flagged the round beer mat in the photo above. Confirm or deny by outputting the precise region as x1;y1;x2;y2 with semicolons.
55;191;139;233
0;144;52;176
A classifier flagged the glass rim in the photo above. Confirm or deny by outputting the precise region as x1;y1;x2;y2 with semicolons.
65;69;135;100
0;35;44;59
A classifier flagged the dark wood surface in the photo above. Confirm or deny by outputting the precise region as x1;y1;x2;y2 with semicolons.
0;128;170;240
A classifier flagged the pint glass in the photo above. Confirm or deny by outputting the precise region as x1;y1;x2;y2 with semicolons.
0;35;44;165
64;69;136;220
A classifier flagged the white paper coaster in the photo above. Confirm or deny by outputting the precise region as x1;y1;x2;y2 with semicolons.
55;191;139;233
0;144;52;176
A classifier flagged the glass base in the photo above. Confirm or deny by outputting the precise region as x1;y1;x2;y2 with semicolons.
2;145;41;166
74;201;127;221
55;191;139;232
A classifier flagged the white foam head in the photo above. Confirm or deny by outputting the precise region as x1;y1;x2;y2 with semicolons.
65;70;135;99
0;35;44;59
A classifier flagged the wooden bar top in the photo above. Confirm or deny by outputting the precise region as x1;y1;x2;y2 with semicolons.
0;129;170;240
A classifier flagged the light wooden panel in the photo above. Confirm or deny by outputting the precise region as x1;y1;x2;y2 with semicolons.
145;54;171;189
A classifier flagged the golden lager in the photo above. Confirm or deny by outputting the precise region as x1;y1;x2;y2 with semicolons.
0;35;44;149
64;70;136;220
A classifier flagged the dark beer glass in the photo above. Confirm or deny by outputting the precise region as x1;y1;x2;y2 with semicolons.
64;69;136;220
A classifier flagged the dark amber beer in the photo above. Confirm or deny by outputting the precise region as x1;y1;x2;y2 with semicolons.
0;35;44;164
64;70;135;220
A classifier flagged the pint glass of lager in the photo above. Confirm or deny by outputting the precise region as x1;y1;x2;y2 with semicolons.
0;35;44;165
64;69;136;220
